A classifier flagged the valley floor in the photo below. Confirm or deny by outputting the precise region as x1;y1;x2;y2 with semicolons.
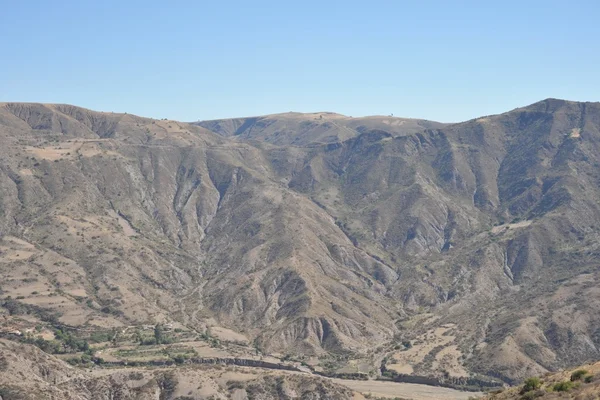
332;378;482;399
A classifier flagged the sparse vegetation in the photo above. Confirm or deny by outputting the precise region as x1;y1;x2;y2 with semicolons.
570;368;588;381
552;380;574;392
128;372;144;380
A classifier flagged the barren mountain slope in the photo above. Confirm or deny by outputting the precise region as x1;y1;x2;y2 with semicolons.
1;99;600;387
199;99;600;382
0;103;398;357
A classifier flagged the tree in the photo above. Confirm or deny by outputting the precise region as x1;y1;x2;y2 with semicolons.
134;329;144;345
154;324;163;344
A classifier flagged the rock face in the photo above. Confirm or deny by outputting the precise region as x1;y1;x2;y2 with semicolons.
1;99;600;383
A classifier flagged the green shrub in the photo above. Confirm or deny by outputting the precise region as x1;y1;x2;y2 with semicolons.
552;381;574;392
172;355;187;364
66;357;81;365
522;377;541;392
584;374;594;383
227;380;244;389
570;369;588;381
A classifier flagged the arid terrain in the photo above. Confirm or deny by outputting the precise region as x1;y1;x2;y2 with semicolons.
481;360;600;399
0;337;479;400
1;99;600;398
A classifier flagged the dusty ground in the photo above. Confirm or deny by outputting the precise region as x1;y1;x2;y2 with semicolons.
386;324;468;378
332;378;482;399
490;220;532;234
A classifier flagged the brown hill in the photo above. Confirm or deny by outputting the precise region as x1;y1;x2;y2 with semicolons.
0;99;599;390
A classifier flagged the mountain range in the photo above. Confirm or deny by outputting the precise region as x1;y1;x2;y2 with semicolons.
1;98;599;396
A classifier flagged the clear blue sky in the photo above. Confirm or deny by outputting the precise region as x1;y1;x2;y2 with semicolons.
1;0;599;122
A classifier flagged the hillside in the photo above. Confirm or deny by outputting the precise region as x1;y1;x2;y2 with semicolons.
481;361;600;399
0;338;481;400
0;339;356;400
0;99;599;395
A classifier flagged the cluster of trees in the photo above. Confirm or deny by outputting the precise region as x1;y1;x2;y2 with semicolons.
66;353;104;366
21;327;110;365
54;328;91;352
131;324;175;345
20;326;113;350
22;328;93;355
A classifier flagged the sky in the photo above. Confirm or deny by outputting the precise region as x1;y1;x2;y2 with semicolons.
1;0;599;123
